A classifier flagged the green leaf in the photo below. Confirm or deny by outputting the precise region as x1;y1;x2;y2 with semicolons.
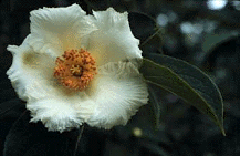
147;84;162;131
140;54;225;136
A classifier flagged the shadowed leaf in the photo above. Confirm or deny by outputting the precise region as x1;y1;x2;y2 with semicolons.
140;54;225;136
3;111;81;156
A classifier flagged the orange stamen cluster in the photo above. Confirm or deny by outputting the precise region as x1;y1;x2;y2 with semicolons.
54;49;97;91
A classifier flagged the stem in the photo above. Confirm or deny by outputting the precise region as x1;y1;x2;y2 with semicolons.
73;124;85;156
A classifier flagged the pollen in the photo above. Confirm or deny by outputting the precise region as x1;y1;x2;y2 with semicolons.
54;49;97;91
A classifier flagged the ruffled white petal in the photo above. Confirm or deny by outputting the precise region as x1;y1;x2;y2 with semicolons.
28;99;82;132
85;61;148;128
92;8;129;31
7;36;33;101
29;3;97;56
7;36;96;132
82;8;143;66
7;35;56;100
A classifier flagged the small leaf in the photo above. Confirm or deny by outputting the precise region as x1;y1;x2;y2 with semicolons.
128;12;163;54
140;54;225;136
128;12;156;42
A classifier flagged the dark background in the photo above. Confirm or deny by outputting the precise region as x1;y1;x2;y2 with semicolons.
1;0;240;156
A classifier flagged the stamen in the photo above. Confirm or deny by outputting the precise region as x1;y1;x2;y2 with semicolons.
54;49;97;91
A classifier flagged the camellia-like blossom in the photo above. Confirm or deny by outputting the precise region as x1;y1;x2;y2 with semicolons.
7;3;148;132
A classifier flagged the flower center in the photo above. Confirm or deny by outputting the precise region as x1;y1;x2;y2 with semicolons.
54;49;97;91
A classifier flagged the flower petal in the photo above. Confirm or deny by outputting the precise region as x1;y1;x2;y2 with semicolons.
85;61;148;128
7;5;149;132
28;99;82;132
83;8;143;66
29;3;96;56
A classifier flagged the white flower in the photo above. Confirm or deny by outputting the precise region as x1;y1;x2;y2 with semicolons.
7;3;148;132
